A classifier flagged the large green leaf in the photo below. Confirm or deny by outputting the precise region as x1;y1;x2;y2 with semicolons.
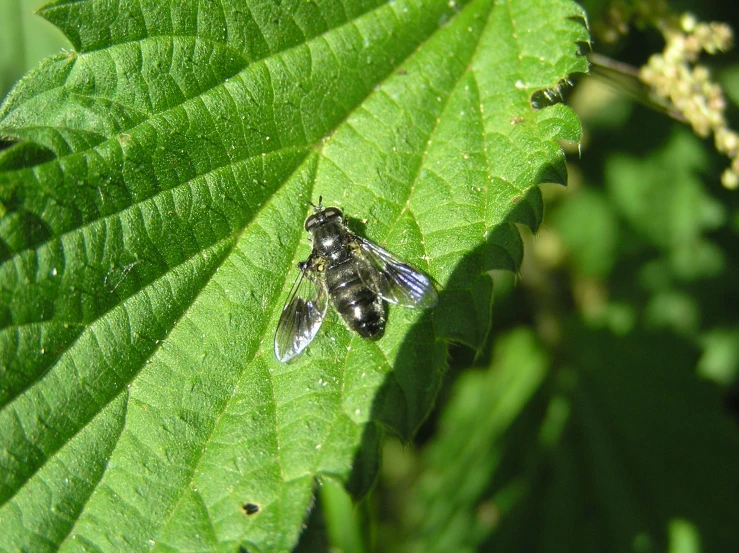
0;0;587;551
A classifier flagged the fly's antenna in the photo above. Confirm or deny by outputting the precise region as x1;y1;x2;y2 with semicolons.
309;196;324;212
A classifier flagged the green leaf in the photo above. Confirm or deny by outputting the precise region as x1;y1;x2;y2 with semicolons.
606;130;725;262
0;0;587;551
398;328;550;553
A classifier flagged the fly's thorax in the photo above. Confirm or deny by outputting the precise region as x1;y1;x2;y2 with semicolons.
310;220;351;257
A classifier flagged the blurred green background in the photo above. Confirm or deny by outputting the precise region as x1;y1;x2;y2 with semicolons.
365;1;739;551
3;1;738;552
0;0;70;99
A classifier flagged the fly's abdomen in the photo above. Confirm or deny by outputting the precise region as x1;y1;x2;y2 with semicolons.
326;258;385;338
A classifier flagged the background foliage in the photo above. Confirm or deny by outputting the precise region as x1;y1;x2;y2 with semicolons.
370;1;739;552
1;0;738;552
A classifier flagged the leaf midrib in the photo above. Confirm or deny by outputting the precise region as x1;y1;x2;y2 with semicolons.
135;158;320;552
1;0;477;270
138;1;497;535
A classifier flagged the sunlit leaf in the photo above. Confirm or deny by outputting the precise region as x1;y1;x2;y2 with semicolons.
0;0;587;550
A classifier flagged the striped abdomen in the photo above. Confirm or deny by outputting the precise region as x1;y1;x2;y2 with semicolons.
325;255;385;338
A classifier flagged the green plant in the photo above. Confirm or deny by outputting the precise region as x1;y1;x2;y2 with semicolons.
2;1;739;552
0;0;586;551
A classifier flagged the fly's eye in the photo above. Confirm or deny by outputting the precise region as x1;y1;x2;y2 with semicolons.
304;214;319;231
323;207;343;220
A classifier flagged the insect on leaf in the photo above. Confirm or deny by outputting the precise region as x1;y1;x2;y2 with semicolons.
0;0;588;550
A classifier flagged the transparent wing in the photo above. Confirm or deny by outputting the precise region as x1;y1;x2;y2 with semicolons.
274;261;328;363
356;237;439;308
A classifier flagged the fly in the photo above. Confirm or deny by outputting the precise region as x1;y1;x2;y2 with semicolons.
274;198;439;362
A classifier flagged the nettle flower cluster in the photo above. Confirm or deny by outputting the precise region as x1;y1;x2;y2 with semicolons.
640;13;737;189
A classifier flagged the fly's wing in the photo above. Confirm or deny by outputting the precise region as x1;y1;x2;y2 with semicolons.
356;236;439;308
274;261;328;362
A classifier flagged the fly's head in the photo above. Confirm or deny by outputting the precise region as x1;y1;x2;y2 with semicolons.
304;197;343;233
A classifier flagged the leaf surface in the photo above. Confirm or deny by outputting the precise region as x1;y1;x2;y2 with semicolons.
0;0;587;551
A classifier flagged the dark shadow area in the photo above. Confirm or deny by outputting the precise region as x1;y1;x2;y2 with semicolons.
483;326;739;553
0;140;57;171
291;496;331;553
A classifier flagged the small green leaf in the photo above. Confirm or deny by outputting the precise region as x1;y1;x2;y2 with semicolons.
606;130;724;253
400;328;550;553
0;0;587;550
